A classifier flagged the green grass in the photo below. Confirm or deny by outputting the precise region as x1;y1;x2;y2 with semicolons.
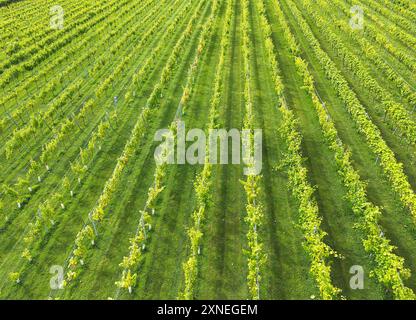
1;0;415;300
